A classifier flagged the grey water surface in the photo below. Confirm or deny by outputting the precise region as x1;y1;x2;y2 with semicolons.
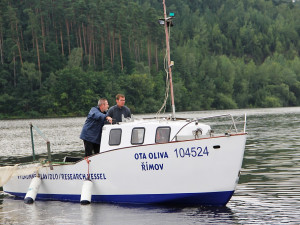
1;107;300;224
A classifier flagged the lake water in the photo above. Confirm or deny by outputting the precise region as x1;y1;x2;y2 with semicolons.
1;107;300;224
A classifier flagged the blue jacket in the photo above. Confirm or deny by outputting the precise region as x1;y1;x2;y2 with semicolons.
80;106;107;144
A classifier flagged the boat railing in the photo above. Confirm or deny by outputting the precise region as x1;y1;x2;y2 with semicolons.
195;113;247;134
171;113;247;141
30;123;53;169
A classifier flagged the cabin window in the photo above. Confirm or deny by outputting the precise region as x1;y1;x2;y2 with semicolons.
131;127;145;145
109;129;122;145
155;127;171;143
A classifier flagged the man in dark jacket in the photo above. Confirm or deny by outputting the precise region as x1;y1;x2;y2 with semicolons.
107;94;131;123
80;98;112;156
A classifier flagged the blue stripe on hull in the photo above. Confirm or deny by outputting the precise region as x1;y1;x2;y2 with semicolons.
6;191;234;206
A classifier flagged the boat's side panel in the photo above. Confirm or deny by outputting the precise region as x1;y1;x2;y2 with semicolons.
3;134;246;205
90;134;246;195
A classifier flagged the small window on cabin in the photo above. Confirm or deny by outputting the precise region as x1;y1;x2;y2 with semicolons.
109;129;122;146
155;127;171;143
131;128;145;145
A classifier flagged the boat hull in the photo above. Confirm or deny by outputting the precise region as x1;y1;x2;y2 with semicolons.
3;133;246;206
7;190;234;206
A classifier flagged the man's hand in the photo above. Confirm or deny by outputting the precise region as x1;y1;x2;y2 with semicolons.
106;116;112;124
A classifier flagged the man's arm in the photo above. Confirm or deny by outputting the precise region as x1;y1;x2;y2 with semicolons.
107;106;114;117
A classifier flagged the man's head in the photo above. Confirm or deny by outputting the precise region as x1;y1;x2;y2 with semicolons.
116;94;125;108
98;98;109;112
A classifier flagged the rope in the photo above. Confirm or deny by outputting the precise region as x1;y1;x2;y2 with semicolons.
156;24;172;118
84;157;91;180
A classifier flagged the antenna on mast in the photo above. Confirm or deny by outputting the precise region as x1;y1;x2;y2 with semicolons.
158;0;176;120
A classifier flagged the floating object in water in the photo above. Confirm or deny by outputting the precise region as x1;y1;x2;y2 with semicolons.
24;176;41;204
80;179;93;205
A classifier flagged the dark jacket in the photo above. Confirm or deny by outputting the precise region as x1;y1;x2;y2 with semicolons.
80;106;107;144
107;105;131;123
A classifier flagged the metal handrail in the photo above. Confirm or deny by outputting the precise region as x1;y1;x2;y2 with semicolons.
170;114;246;141
196;114;240;133
30;123;52;169
244;113;247;133
170;120;193;141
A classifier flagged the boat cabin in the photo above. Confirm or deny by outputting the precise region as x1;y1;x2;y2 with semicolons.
100;118;211;152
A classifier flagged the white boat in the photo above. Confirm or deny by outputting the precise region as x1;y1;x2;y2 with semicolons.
2;0;247;206
3;115;247;206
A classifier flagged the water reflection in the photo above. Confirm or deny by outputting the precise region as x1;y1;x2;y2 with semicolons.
1;195;241;225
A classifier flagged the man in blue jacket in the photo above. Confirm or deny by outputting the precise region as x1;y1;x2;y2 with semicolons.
80;98;112;156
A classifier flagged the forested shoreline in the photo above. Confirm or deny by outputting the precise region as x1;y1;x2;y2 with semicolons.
0;0;300;119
